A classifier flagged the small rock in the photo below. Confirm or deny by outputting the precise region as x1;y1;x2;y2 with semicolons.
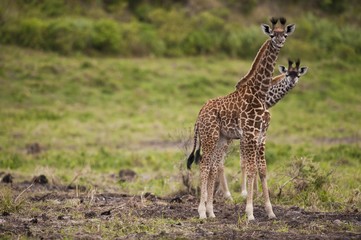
144;192;157;201
33;175;48;185
119;169;137;182
0;219;5;224
30;218;38;224
57;215;71;220
100;210;111;216
334;219;342;225
1;174;13;183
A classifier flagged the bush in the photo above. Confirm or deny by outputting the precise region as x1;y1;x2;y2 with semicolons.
181;11;226;56
148;8;191;56
296;13;361;60
45;18;94;54
222;25;264;59
120;21;165;56
276;157;335;210
0;6;359;59
17;18;47;48
92;19;122;53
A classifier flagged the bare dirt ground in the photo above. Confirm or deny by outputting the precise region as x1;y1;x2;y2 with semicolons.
1;180;360;240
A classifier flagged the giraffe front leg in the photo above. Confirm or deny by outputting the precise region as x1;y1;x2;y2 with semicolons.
258;111;276;219
258;147;276;219
240;155;248;198
241;137;258;221
246;172;256;221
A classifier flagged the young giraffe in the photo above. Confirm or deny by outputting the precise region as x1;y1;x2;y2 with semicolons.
188;59;308;200
219;59;308;200
187;17;295;220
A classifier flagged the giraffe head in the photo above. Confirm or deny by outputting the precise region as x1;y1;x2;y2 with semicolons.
278;59;308;85
261;17;295;48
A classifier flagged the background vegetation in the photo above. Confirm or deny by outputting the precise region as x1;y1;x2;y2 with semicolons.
0;0;360;216
1;0;361;59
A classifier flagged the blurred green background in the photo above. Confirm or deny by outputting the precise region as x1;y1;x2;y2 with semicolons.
1;0;360;59
0;0;360;210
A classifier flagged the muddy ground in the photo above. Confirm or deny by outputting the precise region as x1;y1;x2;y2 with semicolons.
1;179;360;240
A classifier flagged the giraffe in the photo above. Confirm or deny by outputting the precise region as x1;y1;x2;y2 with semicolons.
215;59;308;200
187;17;295;220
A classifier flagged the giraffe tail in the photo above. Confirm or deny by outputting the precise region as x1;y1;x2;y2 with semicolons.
187;123;201;170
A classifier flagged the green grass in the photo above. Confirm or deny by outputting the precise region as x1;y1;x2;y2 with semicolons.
0;45;360;210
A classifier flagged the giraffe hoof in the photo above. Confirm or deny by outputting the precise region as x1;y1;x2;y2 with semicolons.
247;215;255;221
268;213;276;219
199;214;207;219
226;196;234;202
224;192;233;201
241;191;248;198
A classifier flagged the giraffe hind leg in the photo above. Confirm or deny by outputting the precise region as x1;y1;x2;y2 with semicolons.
206;137;231;217
198;158;210;219
217;139;233;201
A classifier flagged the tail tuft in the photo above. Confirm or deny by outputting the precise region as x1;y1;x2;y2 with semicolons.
187;152;195;170
195;148;201;164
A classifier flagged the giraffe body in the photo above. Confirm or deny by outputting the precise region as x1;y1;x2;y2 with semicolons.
187;18;296;220
221;60;308;199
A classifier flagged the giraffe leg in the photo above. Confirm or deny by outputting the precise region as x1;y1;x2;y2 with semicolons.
240;155;247;197
257;111;276;219
218;165;233;201
197;124;220;219
206;137;230;217
241;136;258;221
254;171;259;196
206;165;218;218
198;159;210;219
217;139;233;201
241;157;259;198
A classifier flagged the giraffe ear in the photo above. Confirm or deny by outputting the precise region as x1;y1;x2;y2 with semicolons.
278;65;287;74
285;24;296;35
299;67;308;75
261;24;272;36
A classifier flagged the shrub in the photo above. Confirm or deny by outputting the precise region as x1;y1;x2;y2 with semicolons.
92;19;122;53
45;18;94;54
17;18;47;48
181;11;226;55
0;22;20;45
148;8;191;56
222;25;264;59
120;21;165;56
276;157;335;210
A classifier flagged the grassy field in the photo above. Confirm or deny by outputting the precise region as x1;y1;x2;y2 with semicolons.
0;45;360;238
1;44;360;203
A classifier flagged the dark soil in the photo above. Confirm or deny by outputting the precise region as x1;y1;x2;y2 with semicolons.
1;182;360;239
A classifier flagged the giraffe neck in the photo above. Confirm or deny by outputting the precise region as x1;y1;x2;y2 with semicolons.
235;40;271;90
266;74;297;108
247;40;281;101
